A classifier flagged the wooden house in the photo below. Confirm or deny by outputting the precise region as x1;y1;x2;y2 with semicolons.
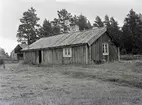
10;50;17;60
22;27;120;65
13;44;28;60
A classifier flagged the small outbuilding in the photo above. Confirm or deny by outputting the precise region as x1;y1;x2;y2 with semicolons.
22;27;120;65
12;44;28;60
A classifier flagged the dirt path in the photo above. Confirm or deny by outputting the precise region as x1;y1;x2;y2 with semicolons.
0;63;142;105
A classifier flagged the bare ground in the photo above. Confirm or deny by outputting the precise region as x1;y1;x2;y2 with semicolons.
0;60;142;105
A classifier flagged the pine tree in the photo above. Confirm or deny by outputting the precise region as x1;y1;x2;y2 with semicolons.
104;15;111;27
109;17;122;44
76;14;90;30
93;16;104;27
39;19;53;38
87;20;92;29
57;9;72;32
56;9;92;32
110;17;119;29
52;18;61;35
16;7;40;45
122;9;142;54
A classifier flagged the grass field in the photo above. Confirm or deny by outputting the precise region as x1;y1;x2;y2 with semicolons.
0;60;142;105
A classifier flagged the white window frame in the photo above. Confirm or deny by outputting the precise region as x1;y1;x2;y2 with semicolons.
102;43;109;55
63;48;72;57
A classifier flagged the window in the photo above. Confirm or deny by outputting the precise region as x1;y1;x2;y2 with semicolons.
102;43;109;55
63;48;72;57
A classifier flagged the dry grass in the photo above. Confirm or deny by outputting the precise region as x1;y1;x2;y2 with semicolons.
0;60;142;105
60;60;142;88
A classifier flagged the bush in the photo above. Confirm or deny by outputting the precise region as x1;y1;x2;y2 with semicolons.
121;49;127;55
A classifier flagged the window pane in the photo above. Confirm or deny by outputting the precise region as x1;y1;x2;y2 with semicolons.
105;44;107;53
68;48;70;55
102;44;104;53
63;48;72;57
65;48;67;55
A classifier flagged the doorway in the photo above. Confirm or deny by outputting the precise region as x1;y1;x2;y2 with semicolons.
39;50;42;64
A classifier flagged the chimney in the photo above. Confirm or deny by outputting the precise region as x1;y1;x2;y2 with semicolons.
64;19;79;33
69;24;79;33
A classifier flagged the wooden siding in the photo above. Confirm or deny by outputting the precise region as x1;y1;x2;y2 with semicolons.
44;45;87;64
24;51;37;64
43;48;62;64
24;44;88;65
89;32;118;63
109;42;118;61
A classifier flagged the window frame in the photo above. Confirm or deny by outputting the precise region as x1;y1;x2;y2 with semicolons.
102;43;109;55
63;47;72;57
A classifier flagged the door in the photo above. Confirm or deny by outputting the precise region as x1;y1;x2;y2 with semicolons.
39;50;42;64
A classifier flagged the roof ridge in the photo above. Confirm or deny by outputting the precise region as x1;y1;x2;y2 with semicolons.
39;27;106;40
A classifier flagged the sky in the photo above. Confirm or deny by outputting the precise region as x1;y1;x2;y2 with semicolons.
0;0;142;55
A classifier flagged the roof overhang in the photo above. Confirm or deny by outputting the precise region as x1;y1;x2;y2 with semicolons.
22;43;87;52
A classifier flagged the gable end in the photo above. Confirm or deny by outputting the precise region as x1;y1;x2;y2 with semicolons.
87;28;106;46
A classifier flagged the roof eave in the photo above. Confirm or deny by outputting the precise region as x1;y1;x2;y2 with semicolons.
22;43;87;51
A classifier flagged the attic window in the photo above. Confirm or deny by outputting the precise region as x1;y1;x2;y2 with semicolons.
102;43;109;55
63;48;72;57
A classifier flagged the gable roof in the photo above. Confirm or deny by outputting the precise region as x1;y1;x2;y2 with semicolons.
14;44;28;53
22;27;107;51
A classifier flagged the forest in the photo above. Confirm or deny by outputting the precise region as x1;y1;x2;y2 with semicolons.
16;7;142;55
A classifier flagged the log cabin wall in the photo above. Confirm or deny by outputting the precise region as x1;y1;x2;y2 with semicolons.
109;41;119;61
43;48;63;64
42;45;87;64
23;51;37;64
69;45;87;64
24;44;88;65
89;32;118;63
